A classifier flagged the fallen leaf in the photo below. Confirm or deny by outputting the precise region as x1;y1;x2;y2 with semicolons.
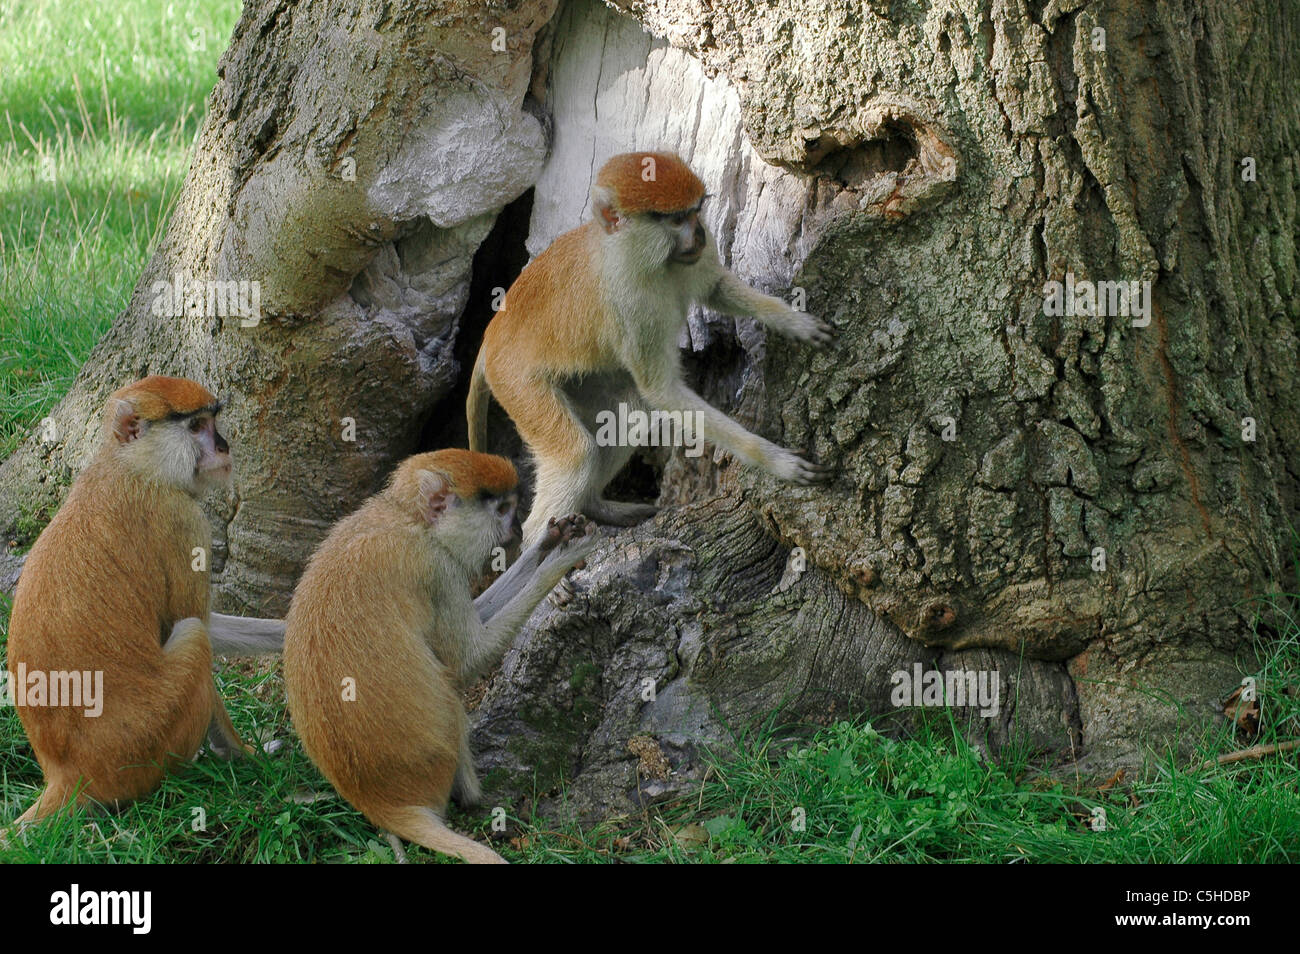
1222;685;1261;736
673;823;709;850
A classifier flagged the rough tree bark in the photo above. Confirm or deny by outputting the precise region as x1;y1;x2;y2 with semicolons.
1;0;1296;820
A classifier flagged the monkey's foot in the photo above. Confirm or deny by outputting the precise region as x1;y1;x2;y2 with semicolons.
584;499;660;527
539;513;598;580
539;513;592;552
204;723;254;760
385;833;410;864
452;765;483;808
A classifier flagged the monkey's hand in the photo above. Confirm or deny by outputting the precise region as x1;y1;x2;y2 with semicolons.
768;447;831;485
785;310;835;346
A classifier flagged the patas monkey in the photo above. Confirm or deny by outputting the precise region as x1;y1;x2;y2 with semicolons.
284;449;595;864
467;150;834;544
6;376;283;824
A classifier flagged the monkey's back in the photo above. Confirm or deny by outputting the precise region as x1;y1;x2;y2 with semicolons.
480;221;610;381
283;501;463;817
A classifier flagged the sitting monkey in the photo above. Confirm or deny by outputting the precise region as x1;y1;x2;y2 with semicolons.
7;376;283;824
284;449;594;863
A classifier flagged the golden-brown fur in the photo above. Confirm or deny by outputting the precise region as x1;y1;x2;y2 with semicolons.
105;375;220;428
473;223;608;465
285;459;469;820
595;151;705;215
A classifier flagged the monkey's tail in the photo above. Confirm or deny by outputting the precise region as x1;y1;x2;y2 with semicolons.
466;350;491;453
369;805;507;864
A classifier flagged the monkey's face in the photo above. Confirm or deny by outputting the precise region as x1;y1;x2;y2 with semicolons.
186;412;234;491
112;403;232;495
148;412;232;494
464;490;519;555
483;491;521;547
619;205;706;269
432;490;520;568
654;206;707;265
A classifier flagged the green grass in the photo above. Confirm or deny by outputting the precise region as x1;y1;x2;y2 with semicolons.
513;719;1300;864
0;0;241;458
2;587;1298;863
501;599;1300;863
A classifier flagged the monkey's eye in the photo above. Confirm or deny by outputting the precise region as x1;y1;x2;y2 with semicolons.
188;418;204;433
496;500;513;516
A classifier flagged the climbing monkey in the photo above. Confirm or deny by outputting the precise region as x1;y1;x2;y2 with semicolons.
7;376;280;824
284;449;595;864
467;150;833;544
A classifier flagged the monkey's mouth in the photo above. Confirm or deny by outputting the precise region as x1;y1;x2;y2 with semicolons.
671;248;703;265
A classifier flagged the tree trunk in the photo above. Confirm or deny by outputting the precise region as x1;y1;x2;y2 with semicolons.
2;0;1296;817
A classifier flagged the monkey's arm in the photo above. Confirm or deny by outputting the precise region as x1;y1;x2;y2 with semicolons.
474;544;547;624
208;612;286;656
461;517;595;681
704;271;833;344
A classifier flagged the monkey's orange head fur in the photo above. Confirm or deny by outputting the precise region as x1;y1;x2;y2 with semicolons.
596;151;705;215
107;376;220;424
390;449;518;503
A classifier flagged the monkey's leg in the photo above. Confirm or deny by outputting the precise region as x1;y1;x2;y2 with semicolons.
367;805;507;864
17;621;216;821
384;833;410;864
157;619;249;763
583;420;660;526
475;513;596;624
506;385;602;544
474;535;549;623
585;497;660;526
208;613;286;656
526;457;597;545
12;777;85;825
89;618;218;804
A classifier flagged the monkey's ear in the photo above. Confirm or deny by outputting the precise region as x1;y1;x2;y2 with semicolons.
416;469;454;525
111;399;142;444
592;185;621;234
